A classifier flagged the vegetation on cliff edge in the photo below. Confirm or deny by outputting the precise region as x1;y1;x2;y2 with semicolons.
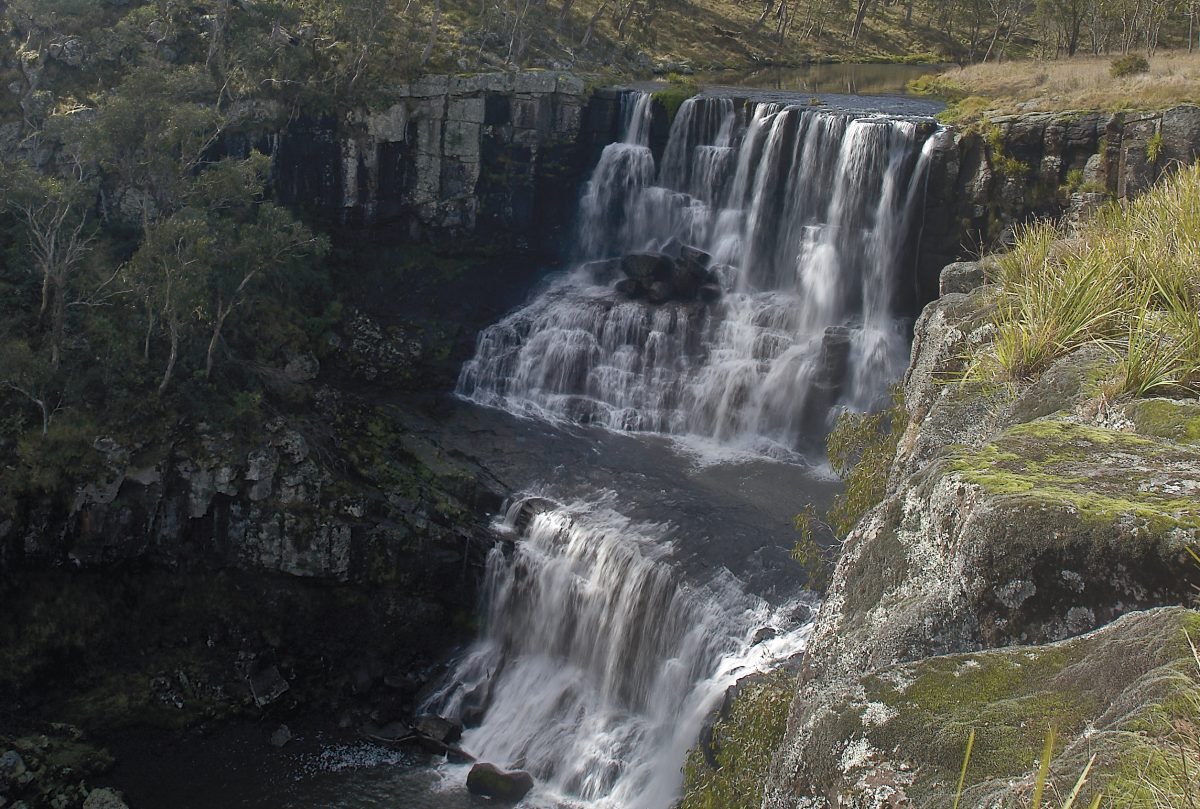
967;162;1200;398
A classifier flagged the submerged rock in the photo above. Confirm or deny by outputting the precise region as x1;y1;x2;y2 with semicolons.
466;762;535;802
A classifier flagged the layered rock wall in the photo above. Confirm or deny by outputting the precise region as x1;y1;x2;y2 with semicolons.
259;72;614;252
914;103;1200;305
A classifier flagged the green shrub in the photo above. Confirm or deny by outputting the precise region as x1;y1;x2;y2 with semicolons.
679;671;795;809
1110;54;1150;78
794;388;907;575
652;74;700;123
1147;130;1164;162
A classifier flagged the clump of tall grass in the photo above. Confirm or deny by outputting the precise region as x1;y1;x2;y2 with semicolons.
971;163;1200;398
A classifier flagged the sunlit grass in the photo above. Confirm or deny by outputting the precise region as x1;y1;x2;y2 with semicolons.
915;51;1200;121
969;163;1200;398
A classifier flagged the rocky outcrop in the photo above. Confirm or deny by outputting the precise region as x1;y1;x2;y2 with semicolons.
262;71;610;251
915;104;1200;306
761;263;1200;808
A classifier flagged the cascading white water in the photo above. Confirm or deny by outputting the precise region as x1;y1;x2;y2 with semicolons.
425;497;814;809
428;91;937;809
458;93;937;456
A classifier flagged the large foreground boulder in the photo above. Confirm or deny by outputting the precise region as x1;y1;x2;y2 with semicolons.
466;762;535;802
777;606;1200;807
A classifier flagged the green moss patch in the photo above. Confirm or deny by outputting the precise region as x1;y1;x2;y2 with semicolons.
1128;398;1200;445
865;645;1091;780
840;608;1200;806
947;419;1200;531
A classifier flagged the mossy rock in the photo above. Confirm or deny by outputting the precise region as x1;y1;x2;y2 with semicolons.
778;607;1200;808
1126;397;1200;445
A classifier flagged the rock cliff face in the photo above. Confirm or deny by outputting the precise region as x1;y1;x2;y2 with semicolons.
914;104;1200;306
257;71;610;252
761;264;1200;809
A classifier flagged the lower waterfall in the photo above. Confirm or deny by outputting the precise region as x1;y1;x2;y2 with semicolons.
425;497;814;808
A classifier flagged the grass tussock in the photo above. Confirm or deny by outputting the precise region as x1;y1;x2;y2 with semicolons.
912;51;1200;122
969;163;1200;398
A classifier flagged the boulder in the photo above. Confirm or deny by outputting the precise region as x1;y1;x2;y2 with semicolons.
83;789;130;809
646;281;673;305
697;284;722;303
614;278;644;299
762;281;1200;809
414;715;463;745
937;260;987;296
621;252;673;283
581;258;624;284
679;244;712;268
466;762;535;803
249;664;290;707
767;607;1200;809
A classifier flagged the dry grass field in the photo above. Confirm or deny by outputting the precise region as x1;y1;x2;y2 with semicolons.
913;51;1200;120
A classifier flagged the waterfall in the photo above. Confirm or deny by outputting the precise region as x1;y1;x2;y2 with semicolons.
425;498;814;809
429;91;938;809
458;93;937;456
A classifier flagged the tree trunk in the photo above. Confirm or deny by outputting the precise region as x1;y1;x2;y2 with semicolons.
421;0;441;66
557;0;575;31
581;1;610;46
850;0;872;41
205;306;231;380
158;319;179;396
39;269;50;318
50;275;65;370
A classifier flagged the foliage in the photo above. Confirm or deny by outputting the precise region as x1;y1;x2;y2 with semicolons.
1146;130;1164;162
679;671;795;809
967;164;1200;396
1111;54;1151;77
652;73;700;123
794;388;907;572
984;123;1031;176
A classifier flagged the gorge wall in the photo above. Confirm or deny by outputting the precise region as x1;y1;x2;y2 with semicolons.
917;103;1200;298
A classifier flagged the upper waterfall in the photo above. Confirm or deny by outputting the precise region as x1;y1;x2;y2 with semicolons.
459;92;938;456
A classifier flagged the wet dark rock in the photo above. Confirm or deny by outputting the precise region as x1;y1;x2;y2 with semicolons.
461;681;492;728
249;665;290;707
697;283;722;303
414;715;463;745
268;725;292;748
659;236;684;258
82;788;129;809
646;281;673;304
614;277;644;299
466;762;535;803
679;244;712;268
621;252;673;283
581;258;624;284
0;750;26;781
